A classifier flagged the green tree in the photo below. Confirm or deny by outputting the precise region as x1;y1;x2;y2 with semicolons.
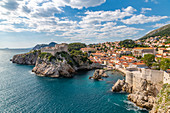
160;58;170;71
142;54;155;67
68;43;86;52
119;39;147;48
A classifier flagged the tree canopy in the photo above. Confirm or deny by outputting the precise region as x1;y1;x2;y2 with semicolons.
142;54;155;67
68;43;86;52
119;39;148;48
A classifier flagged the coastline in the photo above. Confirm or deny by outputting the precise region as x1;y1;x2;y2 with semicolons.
112;69;126;76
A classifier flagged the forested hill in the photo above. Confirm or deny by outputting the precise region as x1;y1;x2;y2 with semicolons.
139;24;170;40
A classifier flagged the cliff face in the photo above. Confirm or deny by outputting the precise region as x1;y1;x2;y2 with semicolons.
12;51;102;78
32;57;75;78
32;52;102;77
112;79;157;110
112;79;170;112
12;50;41;65
127;79;156;110
150;84;170;113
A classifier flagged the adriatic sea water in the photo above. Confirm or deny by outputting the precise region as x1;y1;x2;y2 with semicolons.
0;49;148;113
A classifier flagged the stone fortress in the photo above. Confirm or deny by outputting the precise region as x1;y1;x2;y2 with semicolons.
126;68;170;92
41;43;68;56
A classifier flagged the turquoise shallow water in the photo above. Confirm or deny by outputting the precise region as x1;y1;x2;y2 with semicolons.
0;49;148;113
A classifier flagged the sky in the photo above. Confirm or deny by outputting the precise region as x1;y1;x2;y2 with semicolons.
0;0;170;48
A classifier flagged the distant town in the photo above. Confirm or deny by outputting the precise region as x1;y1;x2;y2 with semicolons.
81;36;170;73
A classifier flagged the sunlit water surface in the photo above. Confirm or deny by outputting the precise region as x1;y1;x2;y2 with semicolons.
0;49;148;113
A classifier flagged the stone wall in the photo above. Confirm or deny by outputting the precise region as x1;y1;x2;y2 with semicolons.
125;68;167;93
41;49;56;56
41;44;68;56
125;71;133;86
163;71;170;84
141;69;164;84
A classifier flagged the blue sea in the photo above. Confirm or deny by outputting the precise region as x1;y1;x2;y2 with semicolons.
0;49;148;113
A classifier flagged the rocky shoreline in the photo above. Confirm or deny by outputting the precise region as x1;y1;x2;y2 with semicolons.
89;69;108;80
112;79;169;112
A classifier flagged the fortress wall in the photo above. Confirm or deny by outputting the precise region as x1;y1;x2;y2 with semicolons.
41;50;56;56
125;68;165;92
41;44;68;56
132;74;143;90
145;69;163;84
164;71;170;84
150;70;164;84
126;72;133;86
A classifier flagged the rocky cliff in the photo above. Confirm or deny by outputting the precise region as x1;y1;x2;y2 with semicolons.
150;83;170;113
112;79;170;112
32;57;75;78
12;50;102;78
112;79;158;110
89;69;108;80
12;50;41;65
127;79;156;110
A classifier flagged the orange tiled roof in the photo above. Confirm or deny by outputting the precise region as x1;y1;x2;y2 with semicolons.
132;62;145;65
81;48;96;51
91;53;105;56
133;47;154;50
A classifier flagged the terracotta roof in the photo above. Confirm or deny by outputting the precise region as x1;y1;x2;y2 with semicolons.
133;47;154;50
81;48;96;51
91;53;105;56
132;62;145;65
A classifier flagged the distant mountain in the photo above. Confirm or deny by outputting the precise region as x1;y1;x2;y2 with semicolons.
32;42;57;50
139;24;170;40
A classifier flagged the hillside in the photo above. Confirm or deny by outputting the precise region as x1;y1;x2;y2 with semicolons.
32;42;57;50
139;24;170;40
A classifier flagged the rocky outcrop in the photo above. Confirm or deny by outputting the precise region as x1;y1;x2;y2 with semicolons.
32;57;75;78
150;84;170;113
12;50;40;65
112;79;132;93
128;79;157;110
112;79;125;92
112;79;158;110
90;69;108;80
130;80;157;110
122;82;133;93
12;50;103;78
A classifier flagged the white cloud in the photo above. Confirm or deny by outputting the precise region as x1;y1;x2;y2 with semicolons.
121;14;168;24
0;1;168;42
144;0;158;4
60;0;106;9
122;6;137;13
141;8;152;13
81;6;136;25
151;21;170;28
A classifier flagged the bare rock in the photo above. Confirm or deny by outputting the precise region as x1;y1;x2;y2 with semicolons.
92;69;102;80
122;83;133;93
112;79;125;92
32;58;75;78
12;51;40;65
